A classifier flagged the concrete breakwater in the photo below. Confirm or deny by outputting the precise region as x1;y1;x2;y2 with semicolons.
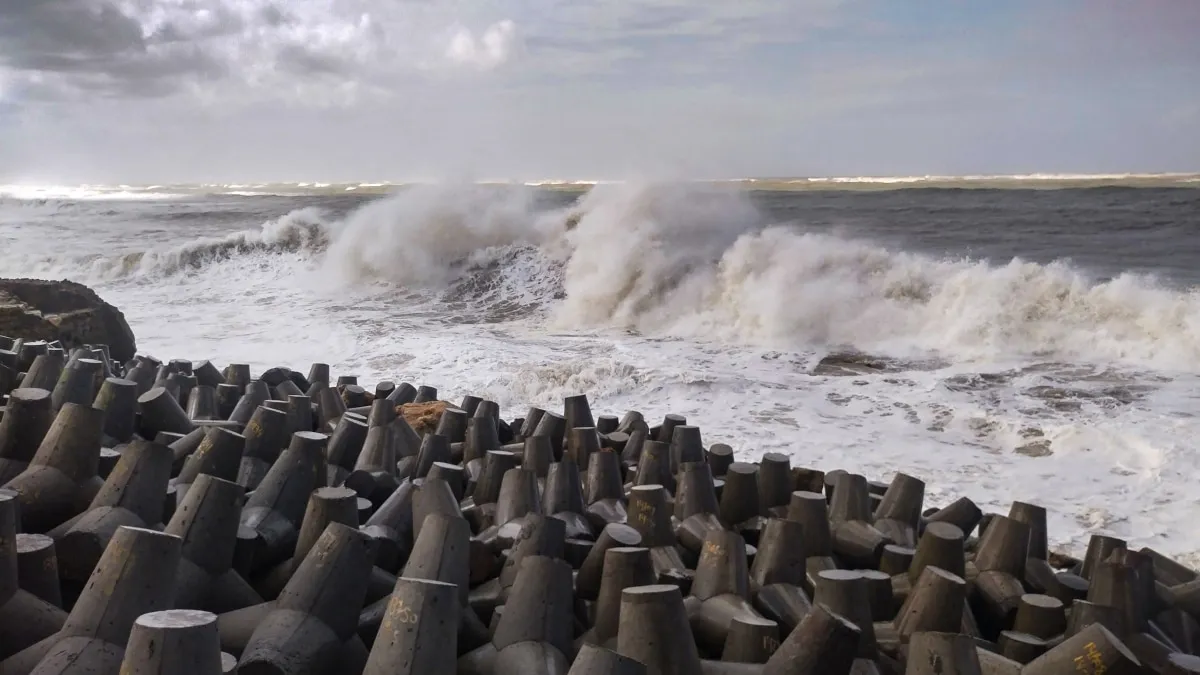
0;335;1197;674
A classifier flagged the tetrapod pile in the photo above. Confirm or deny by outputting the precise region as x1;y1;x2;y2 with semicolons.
1;336;1199;674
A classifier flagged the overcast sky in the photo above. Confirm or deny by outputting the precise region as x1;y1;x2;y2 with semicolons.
1;0;1197;184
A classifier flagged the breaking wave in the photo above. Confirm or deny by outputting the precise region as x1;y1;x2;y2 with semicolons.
15;182;1200;369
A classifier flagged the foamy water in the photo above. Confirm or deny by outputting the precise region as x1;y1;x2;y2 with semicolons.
4;180;1200;563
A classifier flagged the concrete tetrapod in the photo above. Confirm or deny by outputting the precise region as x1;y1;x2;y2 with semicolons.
749;519;813;638
0;389;54;485
576;524;644;602
238;430;327;575
123;358;156;395
324;414;369;487
473;450;520;507
587;547;656;648
532;412;567;461
137;386;196;439
387;383;417;406
414;434;451;480
749;518;806;591
412;478;464;544
633;440;670;491
435;407;468;446
187;385;219;421
119;610;225;675
674;462;719;522
2;526;183;675
51;438;173;586
0;361;14;399
229;381;270;427
0;492;67;660
690;530;766;656
563;394;596;442
761;602;860;675
427;463;466;504
166;474;263;613
903;632;982;675
543;459;592;541
49;358;104;414
812;570;877;659
872;472;925;548
362;577;460;675
705;444;734;479
489;467;541;540
890;521;965;609
923;497;983;539
2;402;105;533
14;534;62;608
360;479;416;574
616;584;702;675
193;360;225;388
1021;622;1143;675
565;427;599;475
19;353;64;393
173;427;246;505
236;406;291;492
583;449;626;527
92;377;138;444
237;522;378;675
720;615;779;664
718;462;762;529
254;486;360;600
892;566;968;642
493;555;575;655
755;453;790;513
285;395;313;438
569;644;647;675
344;412;399;501
357;513;473;648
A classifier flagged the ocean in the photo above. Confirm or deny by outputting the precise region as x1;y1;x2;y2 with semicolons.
3;175;1200;561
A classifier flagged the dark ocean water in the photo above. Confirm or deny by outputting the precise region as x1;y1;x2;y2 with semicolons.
751;187;1200;286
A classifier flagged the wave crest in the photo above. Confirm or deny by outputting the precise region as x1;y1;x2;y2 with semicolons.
14;181;1200;368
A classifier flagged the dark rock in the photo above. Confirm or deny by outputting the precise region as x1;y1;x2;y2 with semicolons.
0;279;136;362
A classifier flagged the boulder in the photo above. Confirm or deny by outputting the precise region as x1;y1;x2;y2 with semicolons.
0;279;137;362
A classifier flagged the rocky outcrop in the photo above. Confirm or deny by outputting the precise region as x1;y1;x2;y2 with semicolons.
0;279;136;362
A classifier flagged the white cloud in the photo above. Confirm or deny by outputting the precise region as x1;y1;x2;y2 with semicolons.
0;0;527;105
444;20;519;71
0;0;845;104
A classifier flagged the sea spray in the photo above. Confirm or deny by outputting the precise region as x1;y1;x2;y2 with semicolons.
6;181;1200;369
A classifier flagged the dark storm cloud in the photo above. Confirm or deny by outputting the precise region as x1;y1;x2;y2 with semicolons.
0;0;235;98
0;1;146;70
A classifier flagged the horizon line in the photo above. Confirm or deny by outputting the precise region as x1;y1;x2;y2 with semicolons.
5;171;1200;186
3;172;1199;200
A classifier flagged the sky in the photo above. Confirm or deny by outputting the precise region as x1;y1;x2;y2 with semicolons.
0;0;1198;183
